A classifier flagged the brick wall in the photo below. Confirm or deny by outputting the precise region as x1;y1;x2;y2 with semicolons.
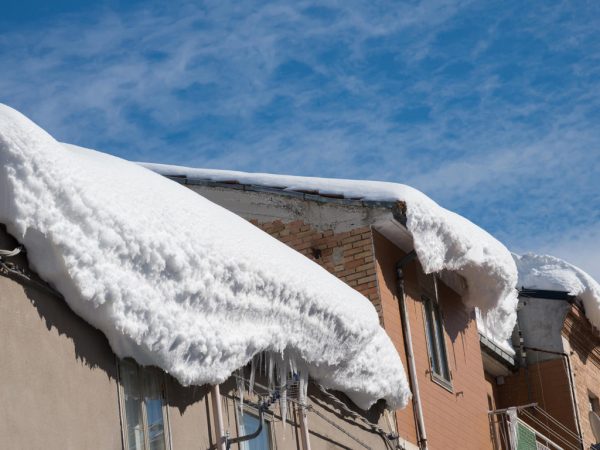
563;305;600;448
496;358;578;448
373;230;493;450
250;219;494;449
250;219;382;319
485;374;503;450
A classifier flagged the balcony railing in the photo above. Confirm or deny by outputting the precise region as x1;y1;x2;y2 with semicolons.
489;404;582;450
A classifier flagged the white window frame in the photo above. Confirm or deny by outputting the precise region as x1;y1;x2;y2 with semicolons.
117;358;172;450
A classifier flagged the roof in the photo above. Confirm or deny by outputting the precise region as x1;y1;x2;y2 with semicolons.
141;162;520;345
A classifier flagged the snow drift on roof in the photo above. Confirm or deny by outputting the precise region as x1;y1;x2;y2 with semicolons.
514;253;600;331
140;163;519;342
0;104;410;410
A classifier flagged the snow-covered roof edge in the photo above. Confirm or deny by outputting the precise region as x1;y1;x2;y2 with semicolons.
0;104;410;410
513;253;600;331
140;162;519;343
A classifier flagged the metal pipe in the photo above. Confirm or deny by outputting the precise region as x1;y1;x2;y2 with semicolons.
516;303;534;402
211;384;227;450
227;407;265;448
523;346;584;450
396;251;428;450
489;402;538;415
298;403;312;450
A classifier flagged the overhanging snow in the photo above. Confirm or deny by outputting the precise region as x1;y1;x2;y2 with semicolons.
141;163;520;342
0;104;410;410
514;253;600;331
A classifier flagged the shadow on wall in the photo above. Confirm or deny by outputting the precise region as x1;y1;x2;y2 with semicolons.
167;377;212;414
0;223;119;381
564;306;600;367
308;384;390;449
0;223;209;413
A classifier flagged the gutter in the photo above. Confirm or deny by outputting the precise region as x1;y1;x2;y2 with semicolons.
161;174;406;218
396;250;428;450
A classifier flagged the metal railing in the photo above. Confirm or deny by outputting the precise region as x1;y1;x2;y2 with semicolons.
489;404;582;450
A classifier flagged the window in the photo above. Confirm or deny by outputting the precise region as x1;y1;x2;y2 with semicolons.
590;393;600;444
590;393;600;414
238;411;272;450
422;294;451;388
119;359;170;450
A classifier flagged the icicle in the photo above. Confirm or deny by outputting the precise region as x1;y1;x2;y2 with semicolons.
279;354;288;434
298;368;308;406
249;356;256;397
268;353;274;389
237;368;245;413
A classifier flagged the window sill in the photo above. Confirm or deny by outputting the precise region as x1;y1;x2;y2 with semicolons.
430;373;453;393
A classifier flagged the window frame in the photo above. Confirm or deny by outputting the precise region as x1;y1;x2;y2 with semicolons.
421;277;453;391
589;392;600;414
117;358;172;450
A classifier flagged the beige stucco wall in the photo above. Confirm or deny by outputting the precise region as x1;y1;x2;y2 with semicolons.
218;379;398;450
0;228;123;450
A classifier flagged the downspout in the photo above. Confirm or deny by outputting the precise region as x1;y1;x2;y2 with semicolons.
523;346;584;450
396;250;428;450
299;404;312;450
515;304;533;402
211;384;227;450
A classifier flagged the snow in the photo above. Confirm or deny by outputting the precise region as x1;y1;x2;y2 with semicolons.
514;253;600;331
0;104;410;410
475;309;516;356
140;163;519;343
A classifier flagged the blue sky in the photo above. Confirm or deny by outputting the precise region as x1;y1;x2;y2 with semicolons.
1;0;599;279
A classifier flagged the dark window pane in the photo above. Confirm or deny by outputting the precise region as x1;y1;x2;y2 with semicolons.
424;298;440;375
432;302;450;380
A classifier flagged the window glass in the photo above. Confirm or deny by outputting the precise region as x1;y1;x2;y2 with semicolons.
240;412;271;450
432;301;450;380
143;370;166;450
121;359;146;450
120;359;168;450
423;299;440;375
423;295;451;385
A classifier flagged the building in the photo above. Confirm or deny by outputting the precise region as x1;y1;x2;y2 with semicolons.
3;104;599;450
0;224;407;450
486;286;600;450
1;104;412;450
151;169;504;450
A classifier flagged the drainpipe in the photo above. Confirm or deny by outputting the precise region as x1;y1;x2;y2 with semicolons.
396;250;429;450
211;384;227;450
515;304;533;402
299;404;312;450
523;346;584;450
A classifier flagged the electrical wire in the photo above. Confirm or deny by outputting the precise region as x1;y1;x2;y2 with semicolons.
0;246;63;298
234;374;402;449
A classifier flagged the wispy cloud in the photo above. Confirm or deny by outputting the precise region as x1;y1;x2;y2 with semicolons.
1;0;599;278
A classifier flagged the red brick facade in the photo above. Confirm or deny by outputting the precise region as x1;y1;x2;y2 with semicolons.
564;305;600;448
251;218;494;449
250;219;382;318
